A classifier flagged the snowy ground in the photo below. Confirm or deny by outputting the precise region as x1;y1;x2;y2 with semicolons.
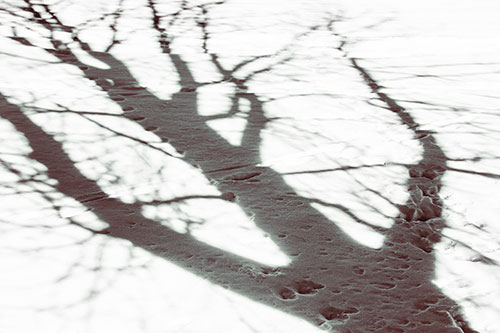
1;0;500;332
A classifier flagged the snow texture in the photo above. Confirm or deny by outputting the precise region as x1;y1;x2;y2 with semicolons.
1;0;500;332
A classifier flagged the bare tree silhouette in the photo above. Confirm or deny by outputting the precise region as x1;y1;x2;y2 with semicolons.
3;0;496;331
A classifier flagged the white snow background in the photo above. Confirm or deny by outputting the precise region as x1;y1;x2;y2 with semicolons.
1;0;500;332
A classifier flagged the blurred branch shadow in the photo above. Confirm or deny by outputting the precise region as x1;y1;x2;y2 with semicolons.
2;1;496;332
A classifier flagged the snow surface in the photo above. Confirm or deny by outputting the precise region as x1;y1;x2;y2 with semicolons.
1;0;500;332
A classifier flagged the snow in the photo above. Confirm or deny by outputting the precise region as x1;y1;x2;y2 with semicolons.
1;0;500;332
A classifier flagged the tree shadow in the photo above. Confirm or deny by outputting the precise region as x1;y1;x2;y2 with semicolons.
0;1;487;332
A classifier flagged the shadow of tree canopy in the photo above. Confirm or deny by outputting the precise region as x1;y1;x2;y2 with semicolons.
1;0;494;332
